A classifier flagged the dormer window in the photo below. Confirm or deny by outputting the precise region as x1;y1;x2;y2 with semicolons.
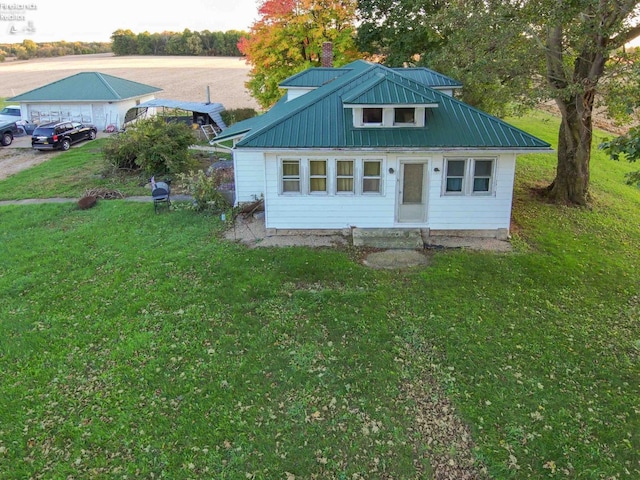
352;106;428;128
363;108;383;125
394;108;415;125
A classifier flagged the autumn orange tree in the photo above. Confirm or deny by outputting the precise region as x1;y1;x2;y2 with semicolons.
238;0;360;108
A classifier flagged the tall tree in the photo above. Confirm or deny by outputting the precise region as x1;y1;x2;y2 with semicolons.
599;48;640;185
357;0;640;205
111;29;138;55
538;1;640;204
356;0;443;65
239;0;360;108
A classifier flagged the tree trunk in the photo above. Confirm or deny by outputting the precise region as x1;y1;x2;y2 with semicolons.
546;94;593;206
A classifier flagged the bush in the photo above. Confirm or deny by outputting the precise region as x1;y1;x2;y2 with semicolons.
102;133;139;172
176;169;231;212
102;117;198;175
221;108;258;126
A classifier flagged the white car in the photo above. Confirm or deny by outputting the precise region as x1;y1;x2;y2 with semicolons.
0;105;21;123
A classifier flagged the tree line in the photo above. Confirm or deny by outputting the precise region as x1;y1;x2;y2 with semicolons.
0;29;245;61
0;40;110;61
110;29;246;57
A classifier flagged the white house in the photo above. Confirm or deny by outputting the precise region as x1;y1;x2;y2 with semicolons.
8;72;162;130
214;60;551;242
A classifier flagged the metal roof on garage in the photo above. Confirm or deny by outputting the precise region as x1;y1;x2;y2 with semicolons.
8;72;162;102
136;99;226;129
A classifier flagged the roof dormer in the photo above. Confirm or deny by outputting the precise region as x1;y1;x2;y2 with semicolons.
342;74;438;128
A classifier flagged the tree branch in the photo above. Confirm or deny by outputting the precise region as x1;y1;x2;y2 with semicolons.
545;24;568;91
609;22;640;49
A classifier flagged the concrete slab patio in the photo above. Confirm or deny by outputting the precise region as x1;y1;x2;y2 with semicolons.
224;214;513;269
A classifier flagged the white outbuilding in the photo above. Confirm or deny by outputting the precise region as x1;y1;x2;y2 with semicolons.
8;72;162;131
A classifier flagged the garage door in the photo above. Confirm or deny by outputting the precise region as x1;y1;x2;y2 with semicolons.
28;104;92;125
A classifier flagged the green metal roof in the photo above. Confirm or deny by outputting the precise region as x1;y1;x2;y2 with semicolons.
215;60;550;151
279;67;350;88
342;73;439;105
391;67;462;89
214;94;293;142
8;72;162;102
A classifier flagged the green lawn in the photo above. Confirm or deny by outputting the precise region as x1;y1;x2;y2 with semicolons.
0;139;149;200
0;111;638;478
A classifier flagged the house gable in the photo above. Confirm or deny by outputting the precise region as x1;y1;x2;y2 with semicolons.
342;74;440;128
342;74;439;106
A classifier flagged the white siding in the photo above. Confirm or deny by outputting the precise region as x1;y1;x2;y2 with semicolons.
264;152;397;230
235;149;517;232
27;103;92;125
285;88;315;101
23;95;158;130
234;150;266;204
426;154;516;230
109;95;158;129
436;88;454;97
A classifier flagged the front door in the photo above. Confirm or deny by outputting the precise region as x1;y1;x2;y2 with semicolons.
397;160;428;223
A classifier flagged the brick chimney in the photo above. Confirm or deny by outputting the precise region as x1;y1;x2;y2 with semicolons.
321;42;333;68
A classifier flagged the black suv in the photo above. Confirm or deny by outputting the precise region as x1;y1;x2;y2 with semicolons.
32;121;97;151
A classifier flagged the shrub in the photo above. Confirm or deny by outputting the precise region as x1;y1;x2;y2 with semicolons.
102;133;139;172
102;117;198;175
176;169;231;212
221;108;258;126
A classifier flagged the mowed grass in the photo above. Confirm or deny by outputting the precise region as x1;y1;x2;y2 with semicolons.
0;139;148;200
0;110;638;478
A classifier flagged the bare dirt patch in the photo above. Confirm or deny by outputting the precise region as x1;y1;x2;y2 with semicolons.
0;145;58;181
0;53;258;110
539;101;633;135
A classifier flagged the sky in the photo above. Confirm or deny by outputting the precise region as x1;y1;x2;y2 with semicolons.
2;2;638;47
0;0;260;43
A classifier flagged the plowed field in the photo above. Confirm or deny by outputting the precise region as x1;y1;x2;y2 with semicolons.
0;53;258;110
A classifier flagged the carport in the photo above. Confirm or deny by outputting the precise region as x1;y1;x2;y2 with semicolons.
126;99;226;141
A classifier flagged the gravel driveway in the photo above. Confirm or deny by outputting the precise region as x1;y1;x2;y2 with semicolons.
0;134;58;181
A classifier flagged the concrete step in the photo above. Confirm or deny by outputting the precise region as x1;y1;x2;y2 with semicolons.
352;228;424;249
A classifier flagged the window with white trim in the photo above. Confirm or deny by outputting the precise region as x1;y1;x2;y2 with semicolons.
445;159;466;193
473;159;493;193
363;160;382;193
362;108;383;125
353;106;428;127
282;159;301;193
443;158;495;195
336;160;354;193
394;108;415;125
278;157;384;196
309;160;327;193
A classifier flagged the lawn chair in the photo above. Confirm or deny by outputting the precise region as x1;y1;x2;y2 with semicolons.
151;178;171;213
